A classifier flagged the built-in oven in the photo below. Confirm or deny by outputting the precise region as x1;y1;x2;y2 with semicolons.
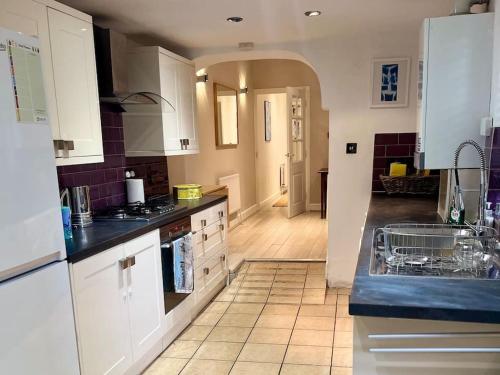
159;216;194;315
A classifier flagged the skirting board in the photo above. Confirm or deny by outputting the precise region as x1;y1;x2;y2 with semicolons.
308;203;321;211
259;191;281;208
229;204;259;229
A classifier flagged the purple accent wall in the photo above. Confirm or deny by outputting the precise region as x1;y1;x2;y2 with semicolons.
57;104;169;211
372;132;417;192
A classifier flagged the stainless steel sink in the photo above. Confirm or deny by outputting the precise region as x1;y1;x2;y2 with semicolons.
369;223;500;279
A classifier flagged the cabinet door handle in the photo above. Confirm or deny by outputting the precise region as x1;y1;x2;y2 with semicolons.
219;224;225;231
218;210;224;218
201;219;207;227
65;140;75;151
203;267;210;275
128;255;136;268
369;347;500;353
53;140;65;151
119;258;129;270
203;234;208;241
220;254;226;262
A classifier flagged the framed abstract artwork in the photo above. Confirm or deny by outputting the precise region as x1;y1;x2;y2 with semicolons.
264;100;271;142
370;57;410;108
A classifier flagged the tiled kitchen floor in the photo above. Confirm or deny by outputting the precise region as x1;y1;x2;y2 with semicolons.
144;261;353;375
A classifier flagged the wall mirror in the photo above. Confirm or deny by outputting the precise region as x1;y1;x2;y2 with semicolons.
214;83;239;148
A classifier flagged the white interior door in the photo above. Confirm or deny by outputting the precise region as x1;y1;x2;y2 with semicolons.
286;87;307;218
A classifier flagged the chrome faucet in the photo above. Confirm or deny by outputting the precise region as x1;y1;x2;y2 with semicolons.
453;140;487;228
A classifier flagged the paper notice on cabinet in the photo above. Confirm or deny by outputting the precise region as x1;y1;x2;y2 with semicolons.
7;39;47;124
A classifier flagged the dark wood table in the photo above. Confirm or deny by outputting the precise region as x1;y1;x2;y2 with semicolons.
318;168;328;219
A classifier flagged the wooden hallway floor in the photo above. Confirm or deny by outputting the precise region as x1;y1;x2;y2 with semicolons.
228;207;327;266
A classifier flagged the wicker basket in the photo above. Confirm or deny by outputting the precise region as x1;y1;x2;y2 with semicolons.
379;175;439;195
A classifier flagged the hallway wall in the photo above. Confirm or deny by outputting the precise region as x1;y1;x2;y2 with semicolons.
254;92;287;206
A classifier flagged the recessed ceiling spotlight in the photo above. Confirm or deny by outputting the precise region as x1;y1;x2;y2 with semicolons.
227;16;243;23
304;10;322;17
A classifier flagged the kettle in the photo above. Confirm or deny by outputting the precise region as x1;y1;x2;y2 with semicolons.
64;186;93;227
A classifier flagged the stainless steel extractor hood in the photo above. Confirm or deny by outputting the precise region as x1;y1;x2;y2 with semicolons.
93;26;174;112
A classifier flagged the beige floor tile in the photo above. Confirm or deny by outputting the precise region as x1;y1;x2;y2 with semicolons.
335;318;353;332
274;274;306;282
237;343;287;363
284;345;332;366
145;357;188;375
247;327;292;344
334;331;353;348
249;262;279;269
224;285;240;294
299;304;336;317
247;268;276;275
214;292;236;302
337;295;349;304
281;364;330;375
194;341;243;361
244;275;274;282
301;296;325;305
305;277;327;289
308;263;326;273
261;304;299;316
162;340;202;359
270;288;303;296
229;361;280;375
267;295;302;304
290;329;333;347
179;326;213;341
324;294;337;305
236;288;269;296
234;294;268;303
193;312;223;326
302;289;325;304
255;314;296;329
277;268;307;275
303;288;326;297
218;313;259;328
226;303;265;315
331;367;352;375
241;281;273;289
278;262;308;269
204;301;231;314
332;348;353;367
272;281;305;289
337;288;352;295
180;359;233;375
295;316;335;331
206;326;252;343
335;304;351;318
326;288;338;295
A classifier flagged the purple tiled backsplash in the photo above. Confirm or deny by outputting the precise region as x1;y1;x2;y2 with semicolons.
57;104;169;211
486;127;500;203
372;132;417;192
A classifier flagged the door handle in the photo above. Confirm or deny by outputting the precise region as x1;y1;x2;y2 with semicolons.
203;267;210;275
128;255;136;268
220;254;226;262
201;219;207;227
119;258;129;270
218;210;224;218
203;234;208;241
219;224;225;231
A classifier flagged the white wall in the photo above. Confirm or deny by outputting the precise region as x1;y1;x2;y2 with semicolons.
254;92;287;205
192;4;451;287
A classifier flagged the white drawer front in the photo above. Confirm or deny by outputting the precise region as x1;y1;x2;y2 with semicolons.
194;250;227;301
191;202;227;231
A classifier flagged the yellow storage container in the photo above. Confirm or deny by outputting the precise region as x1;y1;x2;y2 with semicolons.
173;184;203;200
389;163;407;177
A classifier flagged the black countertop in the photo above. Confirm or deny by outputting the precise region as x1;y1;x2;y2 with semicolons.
349;193;500;324
66;195;226;263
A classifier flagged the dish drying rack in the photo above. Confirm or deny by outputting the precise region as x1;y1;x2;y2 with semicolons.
373;223;497;278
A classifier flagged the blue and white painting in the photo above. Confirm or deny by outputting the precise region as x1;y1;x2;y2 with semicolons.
380;64;399;102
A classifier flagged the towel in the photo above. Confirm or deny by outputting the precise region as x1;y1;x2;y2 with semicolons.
173;233;194;293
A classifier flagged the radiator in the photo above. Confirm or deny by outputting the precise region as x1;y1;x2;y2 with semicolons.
218;173;241;215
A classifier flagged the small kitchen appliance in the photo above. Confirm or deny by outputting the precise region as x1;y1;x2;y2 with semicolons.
69;185;93;226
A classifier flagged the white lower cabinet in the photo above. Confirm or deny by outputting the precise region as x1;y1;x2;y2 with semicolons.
192;201;228;314
70;230;164;375
354;316;500;375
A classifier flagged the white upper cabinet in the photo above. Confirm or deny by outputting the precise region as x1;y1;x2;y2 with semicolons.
124;46;199;156
416;13;493;169
1;0;103;166
47;8;103;165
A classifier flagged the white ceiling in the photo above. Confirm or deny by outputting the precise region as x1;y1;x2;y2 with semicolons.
59;0;453;53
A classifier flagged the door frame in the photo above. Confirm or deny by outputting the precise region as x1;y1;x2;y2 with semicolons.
253;87;311;211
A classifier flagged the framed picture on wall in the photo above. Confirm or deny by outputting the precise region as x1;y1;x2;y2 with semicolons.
264;100;271;142
370;57;410;108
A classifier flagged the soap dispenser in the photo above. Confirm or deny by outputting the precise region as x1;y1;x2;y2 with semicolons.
485;202;494;228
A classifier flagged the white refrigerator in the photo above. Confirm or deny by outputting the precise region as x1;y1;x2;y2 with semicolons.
0;27;80;374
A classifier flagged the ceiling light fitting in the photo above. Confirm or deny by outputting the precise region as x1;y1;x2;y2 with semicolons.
304;10;322;17
239;87;248;94
227;16;243;23
196;74;208;83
